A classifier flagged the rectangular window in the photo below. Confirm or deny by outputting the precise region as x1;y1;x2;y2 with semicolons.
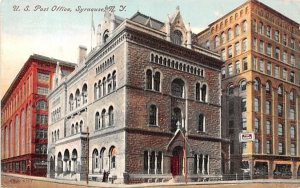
252;56;257;70
236;61;240;74
259;40;264;53
242;38;247;52
228;46;233;58
235;42;240;55
274;30;279;42
290;54;295;66
259;59;264;73
266;62;271;75
37;72;50;83
243;58;248;71
282;69;287;80
274;65;279;78
266;26;271;38
283;34;287;46
275;48;280;60
267;43;272;57
228;64;233;76
241;98;246;112
266;141;271;154
37;87;49;95
252;38;257;51
290;72;295;83
36;114;48;125
290;38;295;49
221;49;225;60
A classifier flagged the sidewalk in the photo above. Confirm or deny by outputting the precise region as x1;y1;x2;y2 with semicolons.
2;173;300;188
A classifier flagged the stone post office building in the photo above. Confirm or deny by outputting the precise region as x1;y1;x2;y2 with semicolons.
47;8;226;183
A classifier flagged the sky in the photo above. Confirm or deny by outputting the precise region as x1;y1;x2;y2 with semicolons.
0;0;300;99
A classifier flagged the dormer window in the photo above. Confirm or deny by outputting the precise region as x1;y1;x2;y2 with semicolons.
172;30;182;45
103;30;109;43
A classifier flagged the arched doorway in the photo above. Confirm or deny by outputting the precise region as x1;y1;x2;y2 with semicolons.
50;156;55;178
64;149;70;174
57;152;63;175
171;146;183;176
71;149;78;173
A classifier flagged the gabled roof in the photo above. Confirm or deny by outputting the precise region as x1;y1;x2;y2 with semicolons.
130;11;165;30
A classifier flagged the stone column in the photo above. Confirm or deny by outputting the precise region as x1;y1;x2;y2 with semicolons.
63;160;67;175
71;160;74;173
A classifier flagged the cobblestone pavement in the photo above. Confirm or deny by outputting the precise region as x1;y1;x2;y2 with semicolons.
2;175;300;188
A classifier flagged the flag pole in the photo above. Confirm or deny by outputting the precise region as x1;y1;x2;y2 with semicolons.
90;11;93;51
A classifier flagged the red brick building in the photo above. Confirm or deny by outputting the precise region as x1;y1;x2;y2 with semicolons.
1;54;75;176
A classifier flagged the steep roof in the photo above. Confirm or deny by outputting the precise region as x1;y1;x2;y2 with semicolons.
130;11;165;30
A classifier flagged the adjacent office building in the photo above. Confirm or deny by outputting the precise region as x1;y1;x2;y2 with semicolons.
1;54;75;176
197;0;300;179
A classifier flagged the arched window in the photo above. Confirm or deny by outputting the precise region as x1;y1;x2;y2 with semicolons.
75;89;81;108
75;123;78;134
266;81;271;93
265;101;271;115
227;84;234;95
254;118;259;133
69;94;74;111
196;83;200;100
240;80;247;92
171;78;185;98
100;148;106;172
112;71;116;91
171;107;182;132
278;104;283;117
146;69;152;90
82;84;87;104
98;80;102;99
235;24;240;36
71;124;74;135
94;83;98;100
21;109;25;155
278;123;283;136
254;98;259;112
154;72;160;92
266;121;271;135
227;28;233;40
149;105;157;125
253;79;260;91
101;109;106;128
102;77;106;96
242;20;247;32
80;121;83;132
198;114;205;132
221;32;226;44
92;149;99;172
37;100;47;110
278;85;283;95
290;91;294;101
108;106;114;126
201;84;207;102
109;146;117;169
15;115;19;156
214;35;220;48
107;74;112;93
172;30;183;45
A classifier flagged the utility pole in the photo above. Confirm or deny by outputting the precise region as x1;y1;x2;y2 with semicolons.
86;126;89;185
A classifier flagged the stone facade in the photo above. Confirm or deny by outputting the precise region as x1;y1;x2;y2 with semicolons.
47;8;225;184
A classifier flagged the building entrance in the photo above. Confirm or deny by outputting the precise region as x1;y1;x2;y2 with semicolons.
171;146;183;176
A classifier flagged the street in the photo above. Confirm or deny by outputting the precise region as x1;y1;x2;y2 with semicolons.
2;175;300;188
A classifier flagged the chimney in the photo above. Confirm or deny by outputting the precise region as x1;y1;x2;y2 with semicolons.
78;45;87;63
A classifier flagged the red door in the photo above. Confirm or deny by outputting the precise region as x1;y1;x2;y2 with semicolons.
171;156;179;176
